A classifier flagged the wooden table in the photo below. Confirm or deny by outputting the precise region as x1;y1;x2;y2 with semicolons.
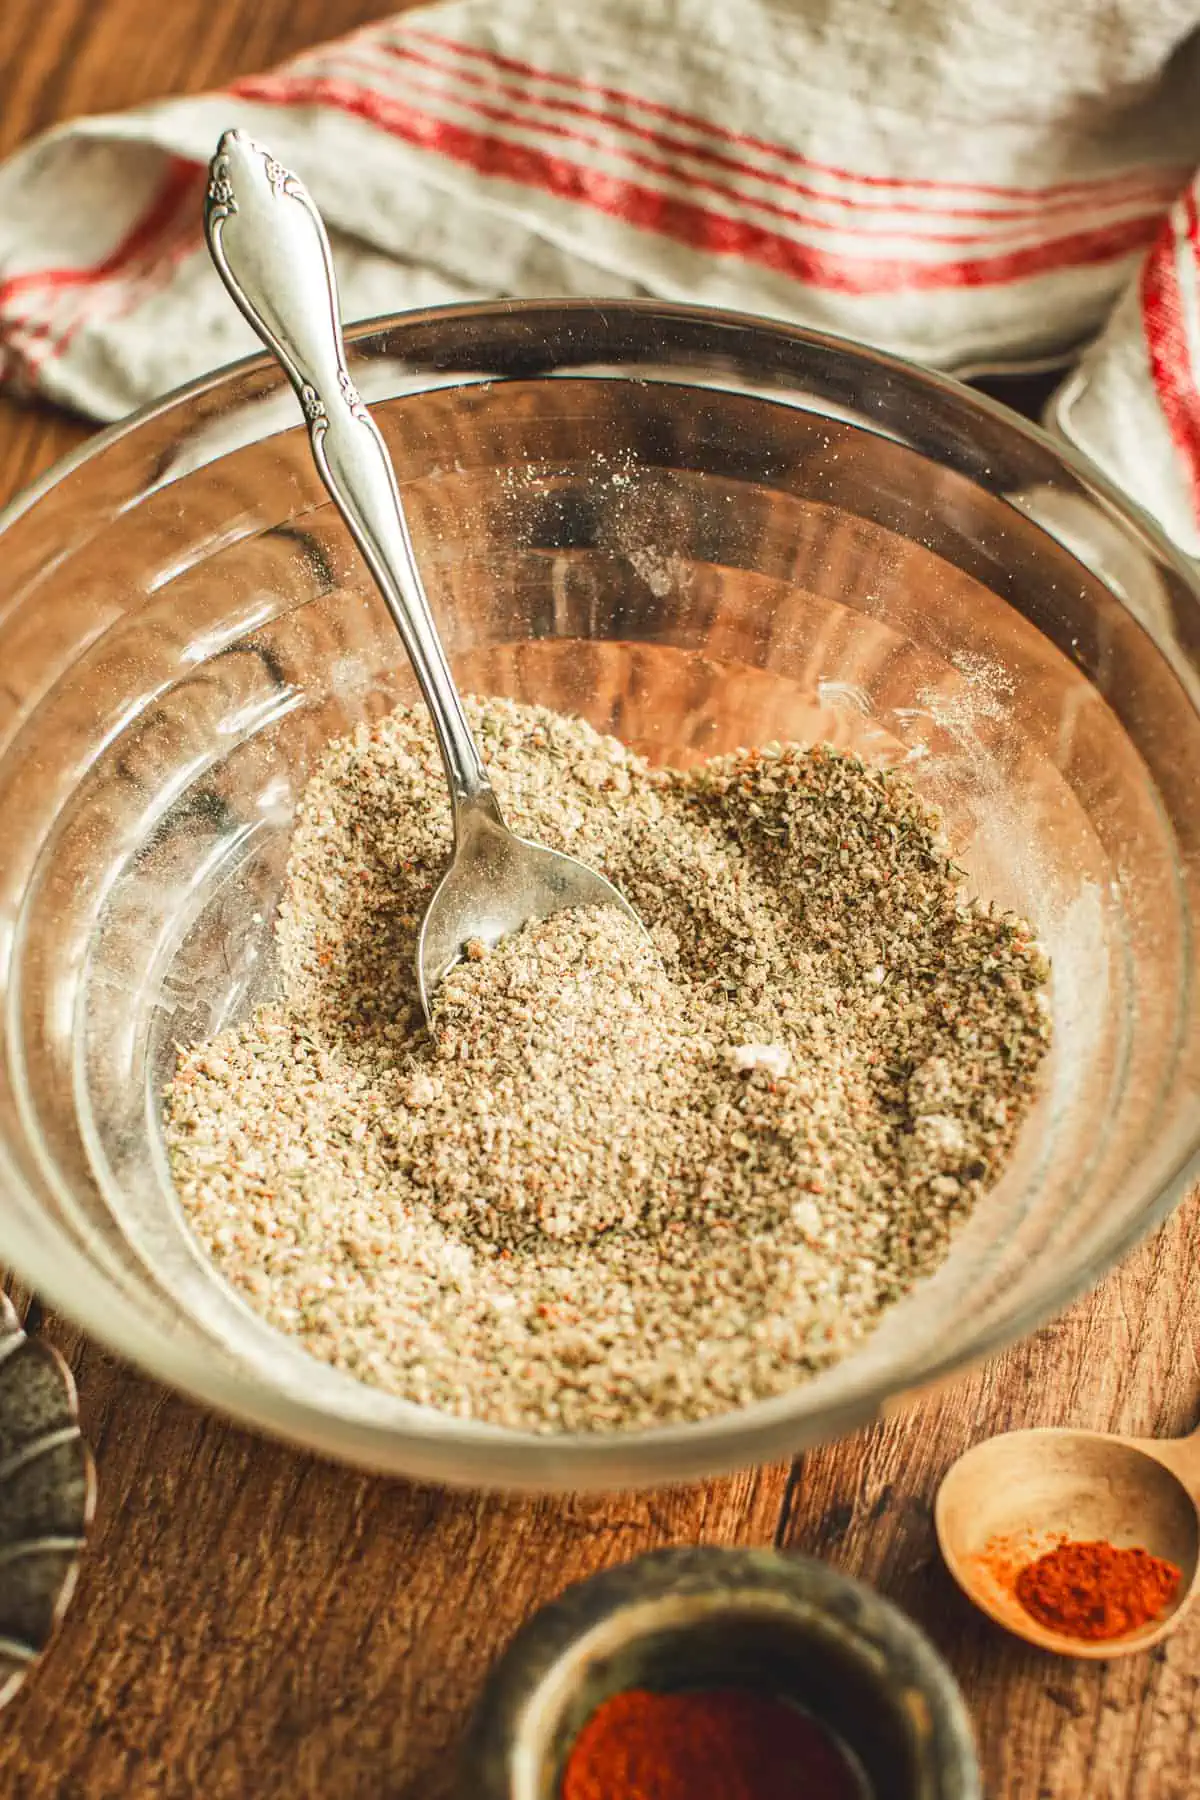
2;3;1198;1794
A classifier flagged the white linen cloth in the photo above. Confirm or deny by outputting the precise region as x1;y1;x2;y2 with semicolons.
2;0;1200;552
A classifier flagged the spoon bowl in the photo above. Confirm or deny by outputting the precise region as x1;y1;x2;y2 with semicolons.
935;1426;1200;1658
415;794;642;1017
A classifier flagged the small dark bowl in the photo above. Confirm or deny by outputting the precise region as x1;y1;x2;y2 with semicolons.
0;1292;95;1711
461;1547;980;1800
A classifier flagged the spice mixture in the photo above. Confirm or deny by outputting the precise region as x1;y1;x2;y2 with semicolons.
164;697;1050;1432
559;1687;862;1800
1014;1538;1181;1641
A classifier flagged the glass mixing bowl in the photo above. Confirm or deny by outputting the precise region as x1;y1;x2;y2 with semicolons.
1;300;1198;1490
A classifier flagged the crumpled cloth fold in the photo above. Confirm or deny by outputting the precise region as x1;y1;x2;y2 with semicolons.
3;0;1200;554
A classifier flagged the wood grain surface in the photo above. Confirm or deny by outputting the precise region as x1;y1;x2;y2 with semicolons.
1;3;1198;1796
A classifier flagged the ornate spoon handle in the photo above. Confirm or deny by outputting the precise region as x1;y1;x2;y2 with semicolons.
203;128;492;820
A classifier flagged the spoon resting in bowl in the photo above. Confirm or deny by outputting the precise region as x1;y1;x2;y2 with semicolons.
935;1423;1200;1658
202;128;645;1021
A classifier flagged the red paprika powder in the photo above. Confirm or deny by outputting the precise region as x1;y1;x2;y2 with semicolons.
1014;1539;1180;1641
560;1686;863;1800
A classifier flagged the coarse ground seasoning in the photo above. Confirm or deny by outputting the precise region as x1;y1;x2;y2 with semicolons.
163;697;1051;1432
1014;1539;1181;1640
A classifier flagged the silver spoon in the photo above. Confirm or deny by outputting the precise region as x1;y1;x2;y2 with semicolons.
203;130;643;1021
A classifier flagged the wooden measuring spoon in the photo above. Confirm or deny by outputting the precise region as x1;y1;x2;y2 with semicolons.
935;1426;1200;1658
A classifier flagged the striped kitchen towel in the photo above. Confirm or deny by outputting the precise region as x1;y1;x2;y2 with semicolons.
2;0;1200;553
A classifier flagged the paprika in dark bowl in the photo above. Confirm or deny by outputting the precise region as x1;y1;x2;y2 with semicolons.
461;1547;980;1800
